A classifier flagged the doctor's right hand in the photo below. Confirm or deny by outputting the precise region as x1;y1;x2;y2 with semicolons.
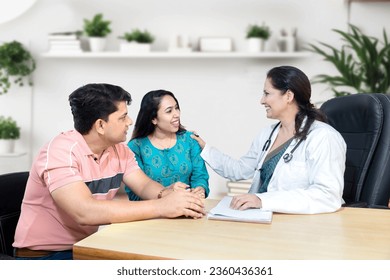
190;132;206;150
230;194;262;210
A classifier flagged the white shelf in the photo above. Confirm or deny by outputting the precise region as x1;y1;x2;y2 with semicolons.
41;51;312;59
0;152;27;158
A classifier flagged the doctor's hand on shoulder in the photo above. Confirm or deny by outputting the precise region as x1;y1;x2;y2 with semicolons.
191;132;206;149
230;194;262;210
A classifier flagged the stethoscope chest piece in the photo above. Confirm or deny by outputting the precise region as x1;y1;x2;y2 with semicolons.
283;153;293;163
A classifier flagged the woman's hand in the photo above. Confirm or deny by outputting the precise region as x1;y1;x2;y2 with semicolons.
158;182;189;199
190;132;206;150
191;186;206;199
167;182;189;192
230;194;262;210
158;190;206;219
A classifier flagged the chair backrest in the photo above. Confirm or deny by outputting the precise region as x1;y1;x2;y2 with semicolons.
360;94;390;207
320;93;390;207
0;171;29;257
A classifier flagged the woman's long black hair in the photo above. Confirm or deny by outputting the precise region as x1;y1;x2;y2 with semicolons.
131;89;186;140
266;66;327;140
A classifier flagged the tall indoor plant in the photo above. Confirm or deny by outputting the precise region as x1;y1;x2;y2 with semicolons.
0;40;36;95
83;13;112;52
308;24;390;97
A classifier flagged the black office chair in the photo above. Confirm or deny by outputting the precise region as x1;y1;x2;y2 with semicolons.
0;171;29;258
360;94;390;208
320;93;390;208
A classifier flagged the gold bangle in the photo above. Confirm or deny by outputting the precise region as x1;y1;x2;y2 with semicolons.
157;189;165;199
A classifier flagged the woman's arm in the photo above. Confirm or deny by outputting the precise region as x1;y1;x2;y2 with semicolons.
128;139;144;169
188;132;210;197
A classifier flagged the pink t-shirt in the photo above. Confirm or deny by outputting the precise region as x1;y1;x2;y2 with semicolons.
13;130;139;250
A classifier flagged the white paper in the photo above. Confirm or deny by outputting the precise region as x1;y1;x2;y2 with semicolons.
208;196;272;224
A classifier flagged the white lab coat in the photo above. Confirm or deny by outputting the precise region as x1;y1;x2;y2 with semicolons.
201;120;347;214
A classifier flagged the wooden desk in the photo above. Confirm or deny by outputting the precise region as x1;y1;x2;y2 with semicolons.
73;199;390;260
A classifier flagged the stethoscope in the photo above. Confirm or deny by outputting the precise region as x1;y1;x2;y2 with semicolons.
262;122;304;163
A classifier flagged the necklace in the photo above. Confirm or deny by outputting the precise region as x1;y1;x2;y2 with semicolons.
151;133;175;150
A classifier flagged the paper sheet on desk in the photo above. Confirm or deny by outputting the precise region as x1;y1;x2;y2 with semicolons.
208;196;272;224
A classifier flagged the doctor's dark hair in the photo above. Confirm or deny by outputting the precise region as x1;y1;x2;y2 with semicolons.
69;83;132;134
131;89;186;139
266;66;327;140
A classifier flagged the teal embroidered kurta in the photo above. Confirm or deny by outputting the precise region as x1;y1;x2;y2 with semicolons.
125;131;210;200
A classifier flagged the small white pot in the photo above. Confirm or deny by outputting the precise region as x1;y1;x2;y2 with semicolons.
89;37;106;52
120;42;151;53
247;38;265;52
0;139;15;154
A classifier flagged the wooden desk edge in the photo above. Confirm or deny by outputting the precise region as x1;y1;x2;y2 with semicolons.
72;201;390;260
73;245;174;260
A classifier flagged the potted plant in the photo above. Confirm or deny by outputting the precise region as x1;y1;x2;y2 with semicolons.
246;23;271;52
0;40;36;95
118;29;155;53
83;13;112;52
307;24;390;97
0;116;20;153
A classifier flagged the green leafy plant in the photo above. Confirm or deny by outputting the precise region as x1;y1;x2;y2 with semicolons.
0;40;36;95
0;116;20;139
83;13;112;37
119;29;155;43
307;24;390;97
246;23;271;40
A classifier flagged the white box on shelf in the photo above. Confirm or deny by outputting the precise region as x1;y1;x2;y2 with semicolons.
199;37;233;52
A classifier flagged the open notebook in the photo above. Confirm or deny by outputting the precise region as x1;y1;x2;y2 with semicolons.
208;196;273;224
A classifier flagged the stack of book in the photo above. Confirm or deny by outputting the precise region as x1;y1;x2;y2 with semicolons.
47;32;82;54
226;179;252;196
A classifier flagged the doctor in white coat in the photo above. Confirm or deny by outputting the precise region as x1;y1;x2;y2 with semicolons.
192;66;346;214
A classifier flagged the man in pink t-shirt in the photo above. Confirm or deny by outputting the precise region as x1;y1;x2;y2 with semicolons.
13;83;205;260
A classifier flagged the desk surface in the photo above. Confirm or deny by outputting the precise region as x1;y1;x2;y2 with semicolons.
73;199;390;260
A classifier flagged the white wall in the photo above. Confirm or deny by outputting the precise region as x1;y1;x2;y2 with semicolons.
0;0;389;198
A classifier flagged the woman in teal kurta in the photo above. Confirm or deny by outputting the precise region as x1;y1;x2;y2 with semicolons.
125;90;209;201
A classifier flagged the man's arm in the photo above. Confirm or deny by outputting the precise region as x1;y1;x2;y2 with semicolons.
126;169;189;200
124;169;166;200
51;170;205;226
115;183;130;200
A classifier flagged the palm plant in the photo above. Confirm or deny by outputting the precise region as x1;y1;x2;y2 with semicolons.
308;24;390;97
